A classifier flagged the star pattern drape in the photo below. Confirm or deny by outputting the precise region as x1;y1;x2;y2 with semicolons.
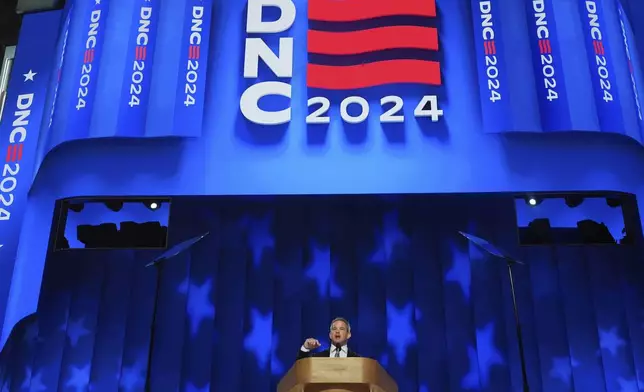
1;195;643;392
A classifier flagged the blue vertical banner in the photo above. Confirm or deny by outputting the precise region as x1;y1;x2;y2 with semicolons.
173;0;212;136
524;0;570;131
0;12;62;329
66;0;110;140
471;0;512;133
578;0;624;134
117;0;162;136
616;1;643;133
34;5;74;174
46;6;73;134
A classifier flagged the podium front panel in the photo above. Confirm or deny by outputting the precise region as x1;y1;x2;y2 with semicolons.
302;385;371;392
278;358;397;392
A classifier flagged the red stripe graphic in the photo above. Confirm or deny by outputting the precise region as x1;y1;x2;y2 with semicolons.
189;45;200;60
307;59;441;89
538;39;551;54
484;40;496;55
83;49;95;63
308;26;438;55
308;0;435;22
593;40;605;55
135;46;147;61
5;144;23;162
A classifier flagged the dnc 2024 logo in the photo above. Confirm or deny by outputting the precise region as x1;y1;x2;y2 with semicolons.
240;0;444;126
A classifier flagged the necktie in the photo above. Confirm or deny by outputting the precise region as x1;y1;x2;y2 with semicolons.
334;347;341;357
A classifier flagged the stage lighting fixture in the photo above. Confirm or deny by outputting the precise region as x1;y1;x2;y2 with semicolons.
565;195;584;208
606;197;622;208
105;200;124;212
67;202;84;213
525;197;540;206
145;201;161;210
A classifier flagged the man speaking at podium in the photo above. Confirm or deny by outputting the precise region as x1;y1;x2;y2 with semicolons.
297;317;360;359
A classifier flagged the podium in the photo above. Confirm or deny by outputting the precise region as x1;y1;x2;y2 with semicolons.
277;358;398;392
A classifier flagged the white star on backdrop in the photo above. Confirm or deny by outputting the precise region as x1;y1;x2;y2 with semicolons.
177;278;215;336
386;301;416;364
549;356;579;386
119;358;146;392
23;70;36;82
246;215;274;267
243;309;274;369
65;364;91;392
21;367;46;392
473;323;504;387
305;242;343;298
445;242;471;301
599;326;625;356
95;0;101;4
370;211;408;264
184;382;210;392
270;333;284;375
617;377;640;392
461;346;481;389
61;317;91;347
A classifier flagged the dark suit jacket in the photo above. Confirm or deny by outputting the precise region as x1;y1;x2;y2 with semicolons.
297;347;360;360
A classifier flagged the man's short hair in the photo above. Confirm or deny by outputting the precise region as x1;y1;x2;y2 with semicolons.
330;317;351;332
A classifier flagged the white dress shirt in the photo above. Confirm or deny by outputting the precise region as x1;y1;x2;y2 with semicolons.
300;344;349;358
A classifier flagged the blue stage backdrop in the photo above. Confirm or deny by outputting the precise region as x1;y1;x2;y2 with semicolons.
6;0;644;365
1;195;644;392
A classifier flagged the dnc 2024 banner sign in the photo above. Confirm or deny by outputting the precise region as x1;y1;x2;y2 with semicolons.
239;0;445;126
0;11;63;326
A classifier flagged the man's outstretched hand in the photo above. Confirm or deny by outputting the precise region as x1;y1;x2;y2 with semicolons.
303;338;321;350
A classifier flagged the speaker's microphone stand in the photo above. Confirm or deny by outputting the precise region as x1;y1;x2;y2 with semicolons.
143;232;209;392
459;231;529;392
